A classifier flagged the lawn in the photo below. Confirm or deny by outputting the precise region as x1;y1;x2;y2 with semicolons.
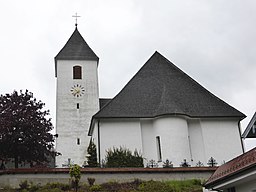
0;179;203;192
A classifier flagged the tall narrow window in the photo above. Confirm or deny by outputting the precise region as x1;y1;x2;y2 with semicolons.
77;103;79;109
77;138;80;145
156;136;162;162
73;66;82;79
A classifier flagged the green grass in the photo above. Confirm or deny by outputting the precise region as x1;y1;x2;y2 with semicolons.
138;179;202;192
165;179;202;192
0;179;203;192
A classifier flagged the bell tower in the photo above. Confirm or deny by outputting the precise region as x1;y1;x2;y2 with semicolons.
54;26;99;167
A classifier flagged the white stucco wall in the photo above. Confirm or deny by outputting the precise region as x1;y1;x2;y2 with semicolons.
56;59;99;167
140;119;157;164
188;119;206;166
94;116;243;168
201;118;243;165
98;119;143;163
153;116;191;167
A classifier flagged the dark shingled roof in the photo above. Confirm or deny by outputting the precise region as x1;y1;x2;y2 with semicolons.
93;51;245;119
55;27;99;77
99;98;112;109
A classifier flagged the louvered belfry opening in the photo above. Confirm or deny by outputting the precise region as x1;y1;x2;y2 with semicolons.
73;65;82;79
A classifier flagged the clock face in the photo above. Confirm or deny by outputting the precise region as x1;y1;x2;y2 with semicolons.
71;84;85;97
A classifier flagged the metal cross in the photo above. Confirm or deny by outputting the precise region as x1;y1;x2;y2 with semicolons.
72;13;81;27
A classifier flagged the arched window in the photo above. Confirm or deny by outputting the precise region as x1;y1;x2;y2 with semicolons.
73;66;82;79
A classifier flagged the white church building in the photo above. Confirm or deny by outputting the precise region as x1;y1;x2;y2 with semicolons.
55;26;246;168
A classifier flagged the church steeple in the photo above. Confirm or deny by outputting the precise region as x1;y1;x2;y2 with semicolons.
54;27;99;77
55;26;100;167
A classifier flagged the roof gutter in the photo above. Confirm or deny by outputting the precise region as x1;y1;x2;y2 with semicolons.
238;121;245;153
97;120;101;167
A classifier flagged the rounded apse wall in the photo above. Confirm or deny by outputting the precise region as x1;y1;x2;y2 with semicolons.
153;116;191;167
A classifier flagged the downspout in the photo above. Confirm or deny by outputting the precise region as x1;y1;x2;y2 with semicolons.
188;135;193;165
97;120;101;167
238;120;245;153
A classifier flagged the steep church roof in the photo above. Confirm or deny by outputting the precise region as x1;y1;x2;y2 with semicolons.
55;27;99;76
99;98;112;109
93;51;245;119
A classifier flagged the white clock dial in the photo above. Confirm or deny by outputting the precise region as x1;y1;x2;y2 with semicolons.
71;84;85;97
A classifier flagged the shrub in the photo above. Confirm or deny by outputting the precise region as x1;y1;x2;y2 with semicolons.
88;177;96;186
131;178;143;187
79;183;90;191
100;179;142;192
69;164;81;192
41;182;70;191
37;188;63;192
29;183;40;192
100;181;120;192
19;180;30;190
20;190;29;192
165;179;202;192
138;180;174;192
90;184;102;192
105;147;143;168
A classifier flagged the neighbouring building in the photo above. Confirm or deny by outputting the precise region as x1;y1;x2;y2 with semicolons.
204;147;256;191
242;112;256;139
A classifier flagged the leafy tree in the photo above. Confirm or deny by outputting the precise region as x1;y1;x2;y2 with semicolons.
69;164;81;192
105;147;144;168
86;139;98;167
0;90;57;168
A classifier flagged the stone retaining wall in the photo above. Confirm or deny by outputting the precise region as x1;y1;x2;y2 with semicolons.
0;167;217;188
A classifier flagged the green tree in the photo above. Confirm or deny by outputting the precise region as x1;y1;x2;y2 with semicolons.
86;139;98;167
69;164;81;192
105;147;144;168
0;90;57;168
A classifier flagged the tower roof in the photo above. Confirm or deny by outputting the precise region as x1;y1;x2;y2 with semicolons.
55;27;99;76
93;51;245;119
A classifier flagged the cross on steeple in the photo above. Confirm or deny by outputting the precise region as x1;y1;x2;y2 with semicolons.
72;13;81;27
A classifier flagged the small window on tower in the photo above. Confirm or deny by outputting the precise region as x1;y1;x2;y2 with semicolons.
73;66;82;79
77;103;79;109
77;138;80;145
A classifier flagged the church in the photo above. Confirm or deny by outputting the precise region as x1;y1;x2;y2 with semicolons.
55;26;246;168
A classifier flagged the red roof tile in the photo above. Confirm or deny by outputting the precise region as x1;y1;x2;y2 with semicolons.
205;147;256;187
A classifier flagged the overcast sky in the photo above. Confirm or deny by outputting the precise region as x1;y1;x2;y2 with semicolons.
0;0;255;150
